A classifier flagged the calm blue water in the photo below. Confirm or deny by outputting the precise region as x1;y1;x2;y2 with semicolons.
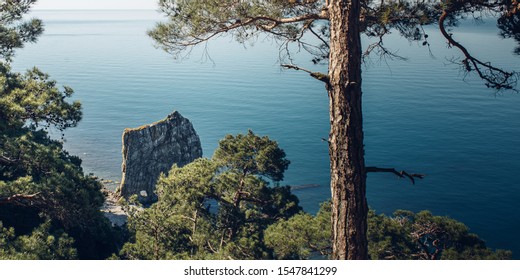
12;10;520;257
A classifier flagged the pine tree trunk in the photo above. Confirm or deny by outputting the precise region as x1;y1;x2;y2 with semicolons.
328;0;368;260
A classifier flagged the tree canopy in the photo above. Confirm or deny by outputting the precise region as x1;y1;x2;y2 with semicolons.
119;132;512;260
265;202;512;260
0;219;76;260
0;0;118;259
1;0;43;61
120;131;300;260
150;0;519;90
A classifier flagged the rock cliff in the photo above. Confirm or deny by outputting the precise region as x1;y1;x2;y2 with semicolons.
117;111;202;203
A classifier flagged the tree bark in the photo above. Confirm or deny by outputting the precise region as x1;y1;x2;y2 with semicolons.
328;0;368;259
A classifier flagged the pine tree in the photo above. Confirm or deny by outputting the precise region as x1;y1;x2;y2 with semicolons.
265;202;513;260
120;131;301;260
149;0;519;259
1;0;117;259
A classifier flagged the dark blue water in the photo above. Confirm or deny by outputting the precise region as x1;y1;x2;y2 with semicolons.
12;10;520;257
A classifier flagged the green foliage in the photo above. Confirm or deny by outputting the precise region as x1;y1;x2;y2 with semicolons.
149;0;325;58
265;202;512;260
120;203;192;260
120;132;301;260
151;0;520;71
0;0;43;61
120;129;512;260
0;62;116;259
375;210;513;260
214;130;290;182
0;64;82;131
0;1;119;259
0;219;77;260
265;201;331;259
367;209;416;259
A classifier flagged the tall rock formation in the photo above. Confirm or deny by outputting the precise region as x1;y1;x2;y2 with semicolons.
118;111;202;203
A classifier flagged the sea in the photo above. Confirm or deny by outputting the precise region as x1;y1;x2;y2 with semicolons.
11;10;520;257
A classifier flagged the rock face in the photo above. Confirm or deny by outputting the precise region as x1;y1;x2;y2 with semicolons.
118;111;202;203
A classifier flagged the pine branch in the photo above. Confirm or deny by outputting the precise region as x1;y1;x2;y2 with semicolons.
439;9;519;91
366;167;424;185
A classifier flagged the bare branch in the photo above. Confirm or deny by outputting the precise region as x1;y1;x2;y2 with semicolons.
308;25;329;49
0;155;17;165
363;32;408;61
282;64;330;84
366;166;424;185
439;9;519;91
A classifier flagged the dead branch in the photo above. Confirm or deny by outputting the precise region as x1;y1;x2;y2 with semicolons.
308;25;329;49
366;166;424;185
282;64;330;84
363;25;407;61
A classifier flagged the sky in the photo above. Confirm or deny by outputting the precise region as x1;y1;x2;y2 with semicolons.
33;0;158;10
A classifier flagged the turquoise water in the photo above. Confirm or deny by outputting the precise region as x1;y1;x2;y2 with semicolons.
12;10;520;257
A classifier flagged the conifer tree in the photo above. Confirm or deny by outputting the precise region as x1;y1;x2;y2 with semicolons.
265;202;513;260
1;0;117;259
121;131;301;260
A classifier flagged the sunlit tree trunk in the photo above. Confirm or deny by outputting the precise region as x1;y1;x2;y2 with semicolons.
328;0;368;260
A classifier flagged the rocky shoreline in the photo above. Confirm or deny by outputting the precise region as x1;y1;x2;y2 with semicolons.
100;187;128;227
